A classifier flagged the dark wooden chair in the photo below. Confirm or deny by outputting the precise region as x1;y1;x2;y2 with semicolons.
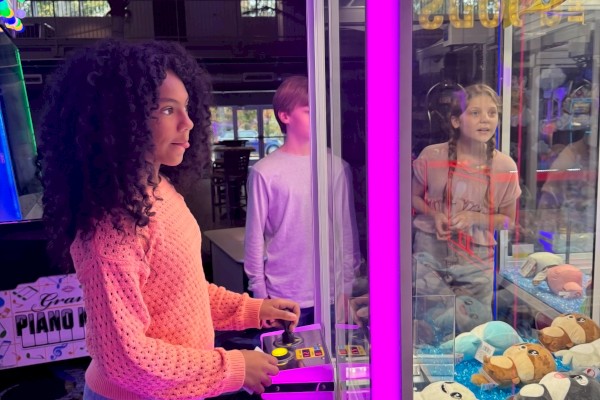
210;148;252;226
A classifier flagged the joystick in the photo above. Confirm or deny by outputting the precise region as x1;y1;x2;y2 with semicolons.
282;319;295;345
273;311;303;348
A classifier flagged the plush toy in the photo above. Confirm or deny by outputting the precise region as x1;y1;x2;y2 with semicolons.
510;372;600;400
521;252;564;278
509;383;553;399
471;354;520;387
555;338;600;372
539;313;600;352
440;320;523;361
413;381;477;400
471;343;556;387
532;265;584;298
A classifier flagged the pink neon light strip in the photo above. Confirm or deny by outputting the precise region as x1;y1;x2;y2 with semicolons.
366;0;400;398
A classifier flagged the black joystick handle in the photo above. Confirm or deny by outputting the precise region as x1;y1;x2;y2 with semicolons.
282;319;294;345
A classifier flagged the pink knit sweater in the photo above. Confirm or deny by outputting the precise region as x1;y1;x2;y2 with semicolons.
70;179;263;400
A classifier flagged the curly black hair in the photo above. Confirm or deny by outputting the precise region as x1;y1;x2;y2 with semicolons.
37;39;212;271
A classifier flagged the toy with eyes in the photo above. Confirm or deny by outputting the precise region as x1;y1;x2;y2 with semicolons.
413;381;477;400
539;313;600;352
510;372;600;400
471;343;556;387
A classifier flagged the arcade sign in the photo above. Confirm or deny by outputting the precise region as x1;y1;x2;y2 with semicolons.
418;0;584;30
0;274;88;369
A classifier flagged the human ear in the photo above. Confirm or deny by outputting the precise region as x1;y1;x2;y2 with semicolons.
278;111;290;124
451;116;460;129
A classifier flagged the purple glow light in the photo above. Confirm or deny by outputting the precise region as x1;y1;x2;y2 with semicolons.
367;0;400;398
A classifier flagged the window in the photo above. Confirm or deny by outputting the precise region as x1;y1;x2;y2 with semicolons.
25;1;109;17
210;106;284;161
240;0;277;18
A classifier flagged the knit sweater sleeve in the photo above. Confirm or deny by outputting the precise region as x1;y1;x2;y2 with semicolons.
74;231;246;399
207;283;263;330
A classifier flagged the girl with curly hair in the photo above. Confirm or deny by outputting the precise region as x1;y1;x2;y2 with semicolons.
411;84;521;326
38;39;299;399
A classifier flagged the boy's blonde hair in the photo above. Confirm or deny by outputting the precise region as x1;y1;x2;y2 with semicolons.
273;75;308;133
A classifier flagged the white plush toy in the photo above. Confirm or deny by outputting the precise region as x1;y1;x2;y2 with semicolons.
520;252;564;277
413;381;477;400
511;372;600;400
555;338;600;372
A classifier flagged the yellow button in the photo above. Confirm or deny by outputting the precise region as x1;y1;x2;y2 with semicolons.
271;348;289;357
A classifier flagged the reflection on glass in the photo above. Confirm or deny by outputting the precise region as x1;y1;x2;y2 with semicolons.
412;84;521;332
410;2;600;399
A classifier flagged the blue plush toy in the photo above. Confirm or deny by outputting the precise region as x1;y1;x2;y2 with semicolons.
441;320;523;360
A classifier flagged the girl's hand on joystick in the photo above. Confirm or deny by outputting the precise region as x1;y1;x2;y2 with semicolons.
260;298;300;331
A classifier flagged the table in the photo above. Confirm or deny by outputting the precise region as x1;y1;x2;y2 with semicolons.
204;227;247;293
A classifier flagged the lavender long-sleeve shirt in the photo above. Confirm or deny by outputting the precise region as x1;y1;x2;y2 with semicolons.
244;150;360;309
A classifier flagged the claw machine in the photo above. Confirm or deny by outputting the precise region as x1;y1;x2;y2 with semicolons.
405;1;600;399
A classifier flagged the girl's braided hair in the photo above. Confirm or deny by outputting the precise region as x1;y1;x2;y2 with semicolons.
446;84;501;211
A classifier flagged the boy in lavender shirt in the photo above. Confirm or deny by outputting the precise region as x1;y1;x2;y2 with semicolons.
244;76;361;325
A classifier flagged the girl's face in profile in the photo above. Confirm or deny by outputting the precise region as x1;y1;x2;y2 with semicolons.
148;70;194;171
451;94;499;144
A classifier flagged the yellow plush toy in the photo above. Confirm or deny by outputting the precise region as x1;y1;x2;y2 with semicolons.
539;313;600;352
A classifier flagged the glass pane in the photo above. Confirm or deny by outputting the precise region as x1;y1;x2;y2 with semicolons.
54;1;80;17
236;109;259;160
410;2;600;399
262;109;284;155
503;6;598;331
210;106;233;144
80;1;110;17
327;2;369;399
33;1;54;17
240;0;277;17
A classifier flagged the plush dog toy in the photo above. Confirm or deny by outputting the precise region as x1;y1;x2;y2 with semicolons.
413;381;477;400
521;252;564;277
539;313;600;352
532;265;584;298
555;338;600;372
510;372;600;400
440;320;523;361
471;343;556;387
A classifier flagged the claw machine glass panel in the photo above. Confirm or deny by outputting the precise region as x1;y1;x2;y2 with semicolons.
262;0;404;398
0;26;41;224
409;1;600;399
